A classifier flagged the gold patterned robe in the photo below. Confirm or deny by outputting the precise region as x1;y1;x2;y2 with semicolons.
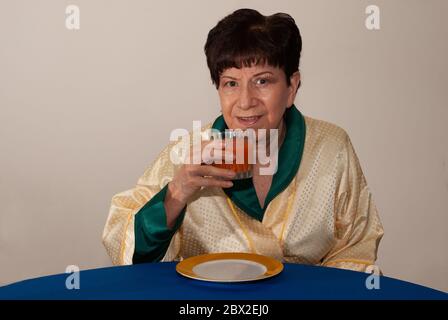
102;106;384;272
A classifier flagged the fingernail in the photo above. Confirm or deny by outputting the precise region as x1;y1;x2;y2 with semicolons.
227;171;236;177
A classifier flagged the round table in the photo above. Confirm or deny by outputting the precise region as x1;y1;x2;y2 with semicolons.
0;262;446;300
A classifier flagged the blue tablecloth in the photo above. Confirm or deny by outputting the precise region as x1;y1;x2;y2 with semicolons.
0;262;446;300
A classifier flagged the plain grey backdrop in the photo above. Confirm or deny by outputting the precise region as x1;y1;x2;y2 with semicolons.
0;0;447;292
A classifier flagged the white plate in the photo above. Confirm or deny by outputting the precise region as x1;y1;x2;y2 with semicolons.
176;252;284;282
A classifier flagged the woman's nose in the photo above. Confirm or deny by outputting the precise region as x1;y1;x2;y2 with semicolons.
238;84;256;110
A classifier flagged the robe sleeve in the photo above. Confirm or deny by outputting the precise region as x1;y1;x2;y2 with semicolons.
321;132;384;272
132;185;186;264
102;141;185;265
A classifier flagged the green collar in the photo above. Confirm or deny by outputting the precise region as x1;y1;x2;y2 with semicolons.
211;104;306;221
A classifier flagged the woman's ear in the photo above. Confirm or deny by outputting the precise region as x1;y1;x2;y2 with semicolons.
287;71;301;106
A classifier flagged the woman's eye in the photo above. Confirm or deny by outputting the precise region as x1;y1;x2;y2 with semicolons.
255;78;269;85
224;81;237;87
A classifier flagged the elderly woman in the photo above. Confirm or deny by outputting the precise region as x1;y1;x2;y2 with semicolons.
102;8;384;272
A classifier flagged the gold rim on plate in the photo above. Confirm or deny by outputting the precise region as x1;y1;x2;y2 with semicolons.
176;252;284;282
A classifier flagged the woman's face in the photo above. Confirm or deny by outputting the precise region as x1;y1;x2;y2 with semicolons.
218;64;300;134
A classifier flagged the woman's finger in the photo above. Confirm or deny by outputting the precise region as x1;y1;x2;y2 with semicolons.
192;165;235;179
192;176;233;188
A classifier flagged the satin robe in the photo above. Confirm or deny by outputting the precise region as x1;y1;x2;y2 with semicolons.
102;114;384;272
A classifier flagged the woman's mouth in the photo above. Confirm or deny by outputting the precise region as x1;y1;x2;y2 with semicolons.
236;116;262;126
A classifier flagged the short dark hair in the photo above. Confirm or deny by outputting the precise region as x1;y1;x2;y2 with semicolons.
204;8;302;89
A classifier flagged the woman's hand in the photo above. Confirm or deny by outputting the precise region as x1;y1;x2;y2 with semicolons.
164;140;235;228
